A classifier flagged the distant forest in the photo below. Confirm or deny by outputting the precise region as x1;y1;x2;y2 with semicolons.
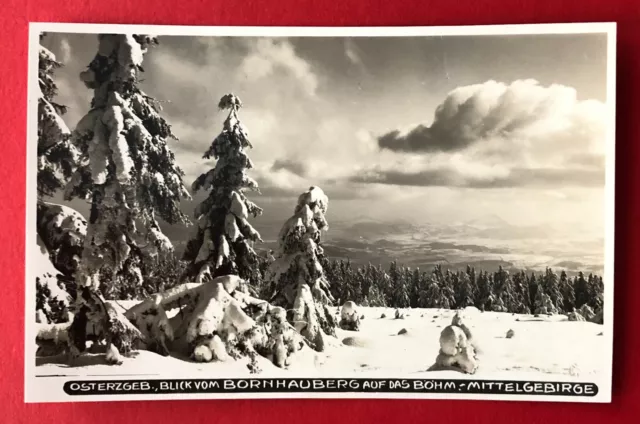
320;259;604;316
102;252;605;318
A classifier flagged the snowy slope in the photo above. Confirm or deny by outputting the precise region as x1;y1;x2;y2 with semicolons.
35;306;604;382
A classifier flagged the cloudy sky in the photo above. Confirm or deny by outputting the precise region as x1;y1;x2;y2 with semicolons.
41;31;611;235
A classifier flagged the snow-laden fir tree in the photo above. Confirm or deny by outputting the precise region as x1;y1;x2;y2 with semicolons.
65;34;191;363
182;94;263;287
69;34;191;285
35;34;81;324
37;33;78;198
559;270;576;313
266;186;337;352
455;271;475;309
542;268;563;312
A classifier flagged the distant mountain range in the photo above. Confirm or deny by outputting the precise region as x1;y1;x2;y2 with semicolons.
49;192;604;276
166;215;605;276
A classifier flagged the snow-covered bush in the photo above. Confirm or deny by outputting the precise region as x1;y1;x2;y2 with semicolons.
124;275;306;368
339;301;360;331
568;310;586;322
451;310;477;352
534;292;558;315
36;234;72;324
433;324;478;374
182;94;263;288
266;186;337;351
577;303;603;324
491;296;507;313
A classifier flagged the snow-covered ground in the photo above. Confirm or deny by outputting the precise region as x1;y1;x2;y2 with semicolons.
35;306;605;382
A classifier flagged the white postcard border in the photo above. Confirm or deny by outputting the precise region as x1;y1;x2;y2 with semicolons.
24;21;617;404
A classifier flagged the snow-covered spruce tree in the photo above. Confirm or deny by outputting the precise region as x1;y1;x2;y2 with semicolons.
454;271;475;309
266;186;337;352
475;271;493;311
559;270;576;313
36;34;81;324
37;33;78;198
64;34;191;364
182;94;263;287
574;272;590;309
542;268;563;312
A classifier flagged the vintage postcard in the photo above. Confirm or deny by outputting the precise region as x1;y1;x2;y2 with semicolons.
25;22;616;403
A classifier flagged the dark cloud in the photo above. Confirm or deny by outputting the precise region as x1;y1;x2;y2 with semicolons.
256;173;377;201
378;124;470;153
352;168;460;187
351;166;604;189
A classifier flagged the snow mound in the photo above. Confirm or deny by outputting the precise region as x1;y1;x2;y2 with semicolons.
463;306;481;316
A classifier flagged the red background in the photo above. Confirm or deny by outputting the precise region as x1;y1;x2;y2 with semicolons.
1;0;638;422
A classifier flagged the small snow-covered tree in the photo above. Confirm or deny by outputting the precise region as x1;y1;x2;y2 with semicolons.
182;94;263;286
559;270;575;313
513;271;531;314
419;276;443;308
542;268;563;311
475;271;493;311
391;267;410;308
266;186;336;351
574;272;590;309
37;34;78;198
65;34;191;363
455;271;475;309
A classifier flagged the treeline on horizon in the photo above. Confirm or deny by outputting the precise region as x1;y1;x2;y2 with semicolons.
113;253;605;318
320;259;604;316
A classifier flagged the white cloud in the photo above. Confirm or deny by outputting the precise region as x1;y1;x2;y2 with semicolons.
59;38;71;63
545;190;568;200
240;39;318;97
344;39;363;67
149;49;212;84
372;79;608;188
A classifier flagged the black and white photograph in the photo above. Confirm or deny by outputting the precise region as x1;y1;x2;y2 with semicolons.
25;22;615;403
